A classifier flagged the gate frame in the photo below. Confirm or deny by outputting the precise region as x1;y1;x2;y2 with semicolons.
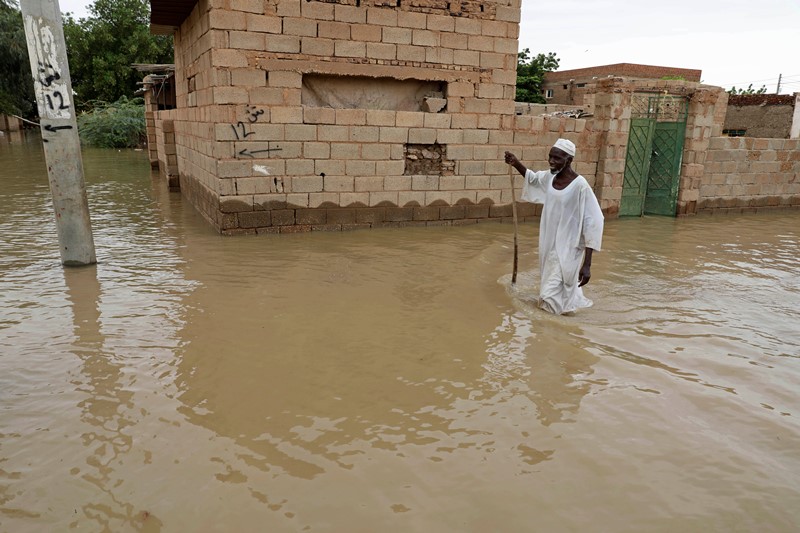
590;78;728;218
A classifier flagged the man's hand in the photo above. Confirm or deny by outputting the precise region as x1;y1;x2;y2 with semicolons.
578;263;591;287
578;248;594;287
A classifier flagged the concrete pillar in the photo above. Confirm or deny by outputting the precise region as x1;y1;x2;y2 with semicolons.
592;78;634;217
21;0;96;265
790;93;800;139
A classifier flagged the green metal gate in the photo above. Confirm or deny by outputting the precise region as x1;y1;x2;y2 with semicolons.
621;94;688;216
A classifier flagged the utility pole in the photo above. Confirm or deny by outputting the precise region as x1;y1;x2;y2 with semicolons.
776;73;782;94
21;0;96;266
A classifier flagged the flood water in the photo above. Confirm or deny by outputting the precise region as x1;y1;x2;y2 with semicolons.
1;132;799;532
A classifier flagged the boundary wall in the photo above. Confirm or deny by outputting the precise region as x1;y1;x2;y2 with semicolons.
699;137;800;213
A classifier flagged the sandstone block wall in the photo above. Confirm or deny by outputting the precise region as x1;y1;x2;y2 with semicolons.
698;136;800;212
145;1;799;232
723;94;795;139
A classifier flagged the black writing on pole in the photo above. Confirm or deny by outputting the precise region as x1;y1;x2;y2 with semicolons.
45;91;70;111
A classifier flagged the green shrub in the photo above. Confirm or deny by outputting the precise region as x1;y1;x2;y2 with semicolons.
77;96;146;148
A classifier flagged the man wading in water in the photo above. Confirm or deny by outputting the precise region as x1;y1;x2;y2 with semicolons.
504;139;604;315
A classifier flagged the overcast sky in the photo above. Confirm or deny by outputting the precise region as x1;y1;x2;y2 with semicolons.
58;0;800;94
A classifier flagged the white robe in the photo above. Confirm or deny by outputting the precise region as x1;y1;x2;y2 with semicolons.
521;170;604;314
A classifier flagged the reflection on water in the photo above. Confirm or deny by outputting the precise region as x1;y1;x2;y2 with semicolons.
1;131;799;531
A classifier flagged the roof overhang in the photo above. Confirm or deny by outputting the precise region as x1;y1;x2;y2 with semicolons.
150;0;199;34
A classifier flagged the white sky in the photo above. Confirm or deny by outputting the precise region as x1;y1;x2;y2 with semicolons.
57;0;800;94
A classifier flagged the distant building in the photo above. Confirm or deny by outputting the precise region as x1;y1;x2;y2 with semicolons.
723;93;797;138
543;63;702;106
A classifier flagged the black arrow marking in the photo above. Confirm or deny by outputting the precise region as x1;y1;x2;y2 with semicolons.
238;147;282;158
43;124;73;132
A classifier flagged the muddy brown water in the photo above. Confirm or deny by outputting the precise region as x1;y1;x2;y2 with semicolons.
1;132;799;532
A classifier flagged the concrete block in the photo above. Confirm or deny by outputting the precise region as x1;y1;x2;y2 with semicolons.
464;99;491;114
379;126;409;143
302;0;334;20
377;160;406;176
397;45;426;62
463;129;490;144
451;114;478;129
350;126;380;143
330;142;359;159
366;109;396;127
231;68;266;87
422;98;448;114
436;129;464;144
230;30;265;50
427;14;455;32
423;113;451;129
318;21;350;39
265;35;301;53
367;43;396;60
396;112;425;128
304;141;331;159
318;125;350;142
286;159;315;175
285;124;317;141
398;11;426;29
362;143;392;160
384;175;412;190
336;108;367;125
335;4;366;23
354;176;384;192
458;161;486;175
412;29;439;47
284;17;317;36
409;128;437;144
214;86;249;104
346;160;377;176
209;10;246;30
352;24;381;42
447;144;474;160
304;107;336;124
290;175;324;193
302;37;335;57
246;14;282;33
316;159;345;175
324;175;354;192
454;49;480;67
439;175;466;190
268;71;302;88
468;35;494;52
211;49;248;68
335;41;366;58
270;107;303;123
367;7;397;26
455;17;481;35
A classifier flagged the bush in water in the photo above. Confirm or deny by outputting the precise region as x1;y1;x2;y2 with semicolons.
77;96;146;148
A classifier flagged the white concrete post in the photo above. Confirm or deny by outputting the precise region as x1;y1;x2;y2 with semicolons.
21;0;96;266
790;93;800;139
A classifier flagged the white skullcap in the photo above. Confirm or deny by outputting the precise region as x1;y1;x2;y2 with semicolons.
553;138;576;157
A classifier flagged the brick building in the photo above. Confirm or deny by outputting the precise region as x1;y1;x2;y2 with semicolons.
543;63;702;106
142;2;798;233
722;93;798;138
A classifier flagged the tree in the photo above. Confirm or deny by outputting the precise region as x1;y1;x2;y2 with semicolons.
728;84;768;95
63;0;173;108
515;49;560;104
0;0;36;117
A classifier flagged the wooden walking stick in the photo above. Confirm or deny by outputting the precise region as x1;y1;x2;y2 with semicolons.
509;164;519;284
